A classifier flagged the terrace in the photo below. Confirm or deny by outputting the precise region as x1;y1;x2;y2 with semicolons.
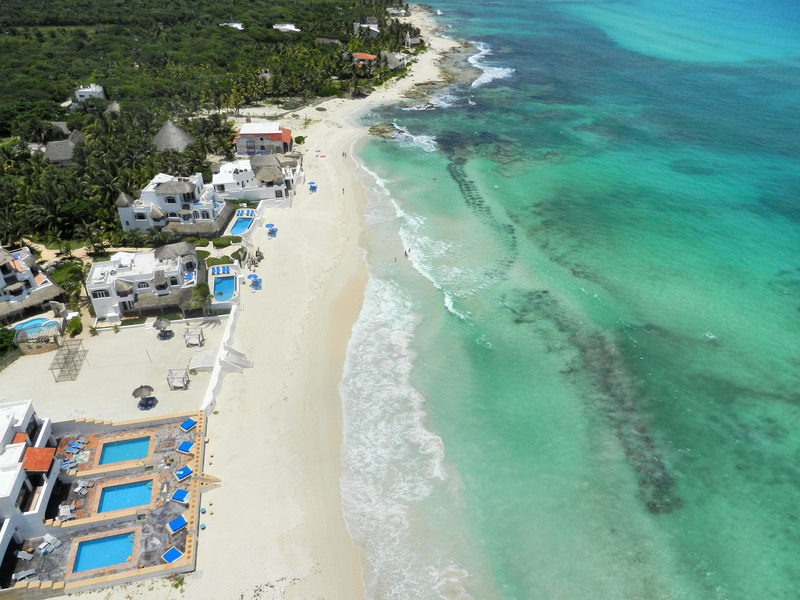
6;414;210;591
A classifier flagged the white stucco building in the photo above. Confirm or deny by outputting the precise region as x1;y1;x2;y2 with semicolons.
0;400;58;563
233;122;293;156
74;84;105;101
116;173;230;234
86;242;198;322
211;154;302;205
0;247;63;325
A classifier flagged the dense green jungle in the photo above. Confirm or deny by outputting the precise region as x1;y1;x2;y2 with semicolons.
0;0;418;250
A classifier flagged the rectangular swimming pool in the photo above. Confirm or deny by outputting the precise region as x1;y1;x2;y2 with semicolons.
73;532;135;573
98;480;153;512
213;276;236;302
99;437;151;465
230;217;254;235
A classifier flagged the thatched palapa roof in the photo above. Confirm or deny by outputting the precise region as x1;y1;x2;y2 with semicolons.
154;179;194;195
154;241;195;261
153;121;195;152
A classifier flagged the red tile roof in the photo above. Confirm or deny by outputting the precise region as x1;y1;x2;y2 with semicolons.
281;127;292;144
22;447;56;472
353;52;377;61
13;432;28;444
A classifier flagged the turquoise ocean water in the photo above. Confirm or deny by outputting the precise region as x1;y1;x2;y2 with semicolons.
339;1;800;598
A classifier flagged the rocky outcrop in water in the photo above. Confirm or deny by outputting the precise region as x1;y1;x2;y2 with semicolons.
368;123;401;137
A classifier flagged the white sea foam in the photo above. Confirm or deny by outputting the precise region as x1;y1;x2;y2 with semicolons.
340;277;470;599
393;123;438;152
468;41;515;88
402;90;460;111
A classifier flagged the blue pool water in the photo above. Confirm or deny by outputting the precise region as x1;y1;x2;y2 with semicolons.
10;318;57;335
98;437;150;465
73;533;135;573
230;217;254;235
98;480;153;513
213;276;236;302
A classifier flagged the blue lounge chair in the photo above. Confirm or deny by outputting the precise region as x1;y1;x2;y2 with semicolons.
175;466;193;481
170;489;190;505
179;417;197;432
162;546;184;563
177;441;194;454
60;459;77;470
168;515;188;533
225;266;230;274
68;440;85;449
186;272;193;281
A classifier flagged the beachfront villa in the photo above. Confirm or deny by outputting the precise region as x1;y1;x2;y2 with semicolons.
0;247;64;325
116;172;233;236
233;121;293;155
86;242;199;322
0;399;208;591
211;154;302;204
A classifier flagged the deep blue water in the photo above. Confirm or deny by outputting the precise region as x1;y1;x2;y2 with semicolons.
340;1;800;598
73;533;135;572
98;480;153;513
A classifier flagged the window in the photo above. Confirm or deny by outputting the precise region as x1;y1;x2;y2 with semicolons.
92;290;110;299
169;212;178;218
170;277;179;286
165;196;176;204
215;184;224;192
202;211;210;219
275;190;283;198
135;213;147;221
193;211;200;219
138;282;149;289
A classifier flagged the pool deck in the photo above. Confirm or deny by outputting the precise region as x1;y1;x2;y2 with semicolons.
10;413;209;591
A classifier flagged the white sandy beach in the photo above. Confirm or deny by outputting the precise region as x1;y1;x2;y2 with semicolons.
21;8;459;600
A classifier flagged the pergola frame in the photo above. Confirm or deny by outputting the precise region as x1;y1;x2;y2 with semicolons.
48;339;87;382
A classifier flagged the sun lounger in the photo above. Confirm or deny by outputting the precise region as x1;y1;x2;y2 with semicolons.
175;466;193;481
38;542;52;555
12;569;36;582
15;550;34;561
179;417;197;432
77;479;95;488
162;546;184;563
76;435;88;444
168;515;188;534
44;534;62;548
65;446;79;454
68;440;85;449
60;459;77;470
56;507;76;522
170;489;190;505
177;441;194;454
75;485;88;496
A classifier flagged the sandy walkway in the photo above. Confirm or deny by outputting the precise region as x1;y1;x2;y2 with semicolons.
60;7;458;600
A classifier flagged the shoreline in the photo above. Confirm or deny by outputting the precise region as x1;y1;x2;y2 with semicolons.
65;6;463;600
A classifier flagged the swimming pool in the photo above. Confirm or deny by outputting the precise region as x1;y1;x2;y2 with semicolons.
230;217;254;235
73;533;135;573
98;480;153;513
213;276;236;302
99;437;151;465
11;317;58;335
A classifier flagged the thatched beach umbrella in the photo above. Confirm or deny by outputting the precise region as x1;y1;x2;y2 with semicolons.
154;318;171;331
132;385;154;399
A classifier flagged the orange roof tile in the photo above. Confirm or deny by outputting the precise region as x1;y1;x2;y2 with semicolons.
22;447;56;472
281;127;292;144
353;52;377;60
13;432;27;444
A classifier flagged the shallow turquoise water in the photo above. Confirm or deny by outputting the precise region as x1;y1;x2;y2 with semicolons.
340;1;800;598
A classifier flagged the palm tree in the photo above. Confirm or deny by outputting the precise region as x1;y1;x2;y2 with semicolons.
191;282;216;315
